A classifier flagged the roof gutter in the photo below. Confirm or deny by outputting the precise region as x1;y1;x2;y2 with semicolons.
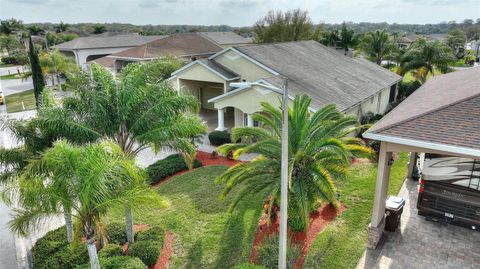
363;132;480;158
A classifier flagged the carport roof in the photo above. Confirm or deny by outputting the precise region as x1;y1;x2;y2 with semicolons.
364;67;480;156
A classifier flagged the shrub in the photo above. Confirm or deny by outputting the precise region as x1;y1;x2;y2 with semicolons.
99;243;124;258
257;235;301;269
208;130;232;146
128;241;161;266
100;256;147;269
37;244;89;269
233;263;268;269
32;226;69;268
135;226;165;246
106;222;128;245
146;154;202;184
397;80;422;100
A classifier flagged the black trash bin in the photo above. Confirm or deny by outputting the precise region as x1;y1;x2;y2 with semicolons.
385;196;405;232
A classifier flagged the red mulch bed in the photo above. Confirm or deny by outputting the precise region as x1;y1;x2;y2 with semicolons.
121;224;174;269
249;203;346;269
151;150;242;188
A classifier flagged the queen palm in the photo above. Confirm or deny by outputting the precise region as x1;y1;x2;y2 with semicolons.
31;60;206;243
357;29;395;65
401;38;455;83
6;140;165;269
215;95;372;231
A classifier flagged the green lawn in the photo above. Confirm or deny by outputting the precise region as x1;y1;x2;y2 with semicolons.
106;165;265;269
5;89;36;113
303;153;408;268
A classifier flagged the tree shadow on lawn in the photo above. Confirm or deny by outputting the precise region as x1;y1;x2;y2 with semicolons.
185;239;203;269
213;197;264;269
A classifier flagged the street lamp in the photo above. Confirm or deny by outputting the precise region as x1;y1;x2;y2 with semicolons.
229;79;289;269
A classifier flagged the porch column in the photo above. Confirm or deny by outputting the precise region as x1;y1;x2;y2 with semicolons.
406;152;417;180
247;114;254;127
368;141;392;249
215;108;227;131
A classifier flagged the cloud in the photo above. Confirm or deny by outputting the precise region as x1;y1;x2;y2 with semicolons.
138;0;184;8
11;0;48;4
219;0;263;9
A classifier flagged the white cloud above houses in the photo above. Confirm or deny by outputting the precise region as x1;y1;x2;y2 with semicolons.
2;0;479;26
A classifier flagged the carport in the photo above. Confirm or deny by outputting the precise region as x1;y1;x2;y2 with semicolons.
360;67;480;268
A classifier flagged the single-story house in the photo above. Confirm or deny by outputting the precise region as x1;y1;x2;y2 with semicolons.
363;66;480;249
168;40;402;131
52;32;164;69
89;32;251;73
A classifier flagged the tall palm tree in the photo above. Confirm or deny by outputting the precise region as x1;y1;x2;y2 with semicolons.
338;23;356;55
31;61;206;243
357;29;395;65
6;140;165;269
401;38;455;82
215;95;372;231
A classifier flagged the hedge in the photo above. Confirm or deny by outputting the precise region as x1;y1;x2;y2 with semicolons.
32;226;69;268
37;244;88;269
105;222;128;245
135;226;165;246
99;244;123;258
146;154;202;184
208;130;232;146
128;241;162;266
99;256;147;269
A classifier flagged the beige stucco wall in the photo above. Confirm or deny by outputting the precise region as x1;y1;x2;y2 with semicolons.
234;108;245;127
178;79;224;109
214;50;274;82
345;87;392;116
213;86;293;114
176;63;226;84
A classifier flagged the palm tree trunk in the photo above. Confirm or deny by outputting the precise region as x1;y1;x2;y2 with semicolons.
63;211;73;242
125;205;134;244
84;220;100;269
86;237;100;269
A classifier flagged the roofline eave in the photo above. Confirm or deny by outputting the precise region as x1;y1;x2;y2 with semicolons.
363;132;480;158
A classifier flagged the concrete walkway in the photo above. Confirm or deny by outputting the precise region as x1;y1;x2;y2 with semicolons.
356;179;480;269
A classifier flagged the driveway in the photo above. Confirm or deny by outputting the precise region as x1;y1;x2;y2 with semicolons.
356;179;480;269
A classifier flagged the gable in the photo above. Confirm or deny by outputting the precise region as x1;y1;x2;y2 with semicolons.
175;62;226;84
213;49;275;82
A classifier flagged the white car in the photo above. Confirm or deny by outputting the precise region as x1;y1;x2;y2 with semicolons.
0;89;4;105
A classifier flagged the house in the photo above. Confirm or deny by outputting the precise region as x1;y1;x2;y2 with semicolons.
168;40;402;131
90;32;252;73
362;66;480;250
52;32;164;69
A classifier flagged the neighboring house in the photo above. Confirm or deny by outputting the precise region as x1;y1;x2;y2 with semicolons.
363;66;480;249
90;32;252;73
198;32;252;48
52;33;164;69
168;40;401;131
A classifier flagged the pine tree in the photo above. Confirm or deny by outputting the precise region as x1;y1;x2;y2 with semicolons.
28;36;45;108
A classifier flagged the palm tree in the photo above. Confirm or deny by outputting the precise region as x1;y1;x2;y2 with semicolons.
32;61;206;243
27;25;44;36
338;23;356;55
320;29;339;47
92;25;106;34
6;140;165;269
215;95;372;231
55;21;69;33
401;38;455;82
39;49;78;88
357;29;395;65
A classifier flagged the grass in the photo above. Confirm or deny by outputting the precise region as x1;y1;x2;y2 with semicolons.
303;153;408;269
5;89;36;113
0;73;23;80
106;165;265;269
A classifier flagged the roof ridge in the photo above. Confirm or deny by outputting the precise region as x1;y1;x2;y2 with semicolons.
372;92;480;134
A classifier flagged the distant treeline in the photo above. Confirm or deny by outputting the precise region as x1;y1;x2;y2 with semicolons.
24;19;480;37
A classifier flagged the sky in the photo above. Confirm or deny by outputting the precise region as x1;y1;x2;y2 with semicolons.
2;0;479;26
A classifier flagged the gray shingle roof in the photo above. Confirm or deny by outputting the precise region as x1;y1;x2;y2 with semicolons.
365;67;480;151
234;41;401;111
199;59;239;80
200;32;252;45
52;34;165;50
